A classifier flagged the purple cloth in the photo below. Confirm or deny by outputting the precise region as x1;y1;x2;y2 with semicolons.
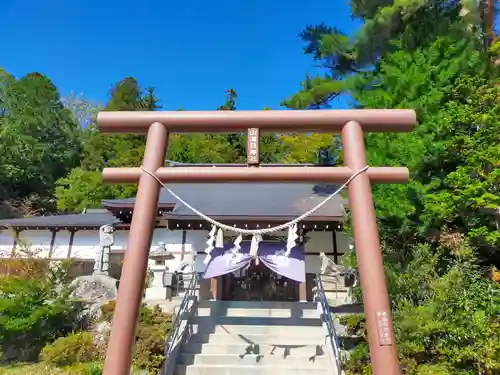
203;241;305;283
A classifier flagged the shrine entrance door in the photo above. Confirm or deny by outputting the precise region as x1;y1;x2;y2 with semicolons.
221;259;298;301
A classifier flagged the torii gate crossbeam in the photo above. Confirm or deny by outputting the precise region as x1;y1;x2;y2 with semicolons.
97;109;416;375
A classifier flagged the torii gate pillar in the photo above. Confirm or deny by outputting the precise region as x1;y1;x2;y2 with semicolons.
97;109;416;375
342;121;400;374
102;122;169;375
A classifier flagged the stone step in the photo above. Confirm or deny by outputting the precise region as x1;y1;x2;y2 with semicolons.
197;301;317;310
324;290;349;296
178;353;329;367
320;276;345;282
323;291;348;296
190;316;323;327
330;303;364;316
320;278;346;285
174;364;332;375
195;307;320;319
191;324;325;335
320;275;346;282
327;298;352;308
189;333;327;345
182;343;327;357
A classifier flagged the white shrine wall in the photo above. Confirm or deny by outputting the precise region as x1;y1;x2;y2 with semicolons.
1;228;352;266
0;228;193;262
0;226;353;301
0;227;200;302
0;229;15;258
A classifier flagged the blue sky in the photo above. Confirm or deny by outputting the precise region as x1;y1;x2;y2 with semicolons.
1;0;360;110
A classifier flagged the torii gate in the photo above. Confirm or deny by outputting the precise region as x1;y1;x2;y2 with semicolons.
97;109;416;375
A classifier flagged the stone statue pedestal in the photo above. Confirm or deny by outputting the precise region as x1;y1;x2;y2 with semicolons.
70;274;118;328
72;274;118;304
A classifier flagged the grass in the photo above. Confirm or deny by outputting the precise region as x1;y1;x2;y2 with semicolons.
0;362;102;375
0;363;65;375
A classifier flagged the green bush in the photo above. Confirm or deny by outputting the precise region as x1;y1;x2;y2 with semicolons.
140;304;172;326
99;301;172;373
342;241;500;375
99;300;116;322
40;331;101;366
85;363;103;375
133;323;169;372
0;256;81;363
61;362;103;375
134;304;172;373
338;314;366;337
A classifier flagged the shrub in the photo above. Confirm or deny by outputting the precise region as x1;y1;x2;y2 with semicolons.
0;254;81;362
99;300;116;322
86;363;103;375
100;301;171;327
62;362;103;375
134;324;169;372
342;242;500;375
82;362;103;375
99;301;172;373
140;304;172;327
40;331;101;366
134;305;172;372
338;314;366;337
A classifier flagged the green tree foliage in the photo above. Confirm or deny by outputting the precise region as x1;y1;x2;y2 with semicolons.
279;133;340;164
284;0;499;260
282;1;491;110
54;168;114;212
167;88;248;164
168;89;284;164
61;92;101;128
0;69;83;217
54;77;160;212
351;37;497;254
416;78;500;262
286;1;500;373
55;86;287;212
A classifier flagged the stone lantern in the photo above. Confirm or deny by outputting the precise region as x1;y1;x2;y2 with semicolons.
145;242;175;301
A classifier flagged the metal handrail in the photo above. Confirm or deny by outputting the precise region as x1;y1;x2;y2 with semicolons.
315;273;343;375
163;272;199;360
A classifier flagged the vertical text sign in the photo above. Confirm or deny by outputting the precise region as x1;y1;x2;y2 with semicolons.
247;128;260;165
376;311;393;346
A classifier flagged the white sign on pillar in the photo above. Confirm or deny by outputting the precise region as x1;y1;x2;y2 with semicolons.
247;128;260;165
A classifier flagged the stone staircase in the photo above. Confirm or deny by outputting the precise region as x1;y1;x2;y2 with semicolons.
173;301;341;375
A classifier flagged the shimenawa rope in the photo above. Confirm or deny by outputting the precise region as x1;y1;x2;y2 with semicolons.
139;165;369;235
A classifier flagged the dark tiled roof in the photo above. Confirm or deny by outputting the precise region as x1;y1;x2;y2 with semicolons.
158;183;346;219
0;211;120;229
0;182;346;229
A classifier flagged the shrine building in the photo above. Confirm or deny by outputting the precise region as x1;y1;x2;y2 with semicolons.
0;164;352;304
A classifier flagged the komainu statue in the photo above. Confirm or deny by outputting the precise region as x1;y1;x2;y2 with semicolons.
319;252;358;288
